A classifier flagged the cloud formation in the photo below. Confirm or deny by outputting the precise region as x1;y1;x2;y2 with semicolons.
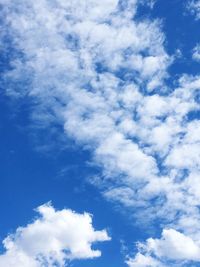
127;228;200;266
188;0;200;20
2;0;200;266
0;203;110;267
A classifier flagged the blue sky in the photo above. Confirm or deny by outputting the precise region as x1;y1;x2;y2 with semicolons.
1;0;200;266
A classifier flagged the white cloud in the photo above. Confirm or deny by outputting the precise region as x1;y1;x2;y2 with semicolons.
127;229;200;266
147;229;200;261
0;203;110;267
126;253;161;267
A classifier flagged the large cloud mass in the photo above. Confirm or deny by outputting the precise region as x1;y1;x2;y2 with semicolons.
2;0;200;266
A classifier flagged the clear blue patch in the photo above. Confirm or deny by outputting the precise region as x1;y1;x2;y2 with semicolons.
187;109;200;121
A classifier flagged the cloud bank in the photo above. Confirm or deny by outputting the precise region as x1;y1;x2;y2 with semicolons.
2;0;200;266
0;203;110;267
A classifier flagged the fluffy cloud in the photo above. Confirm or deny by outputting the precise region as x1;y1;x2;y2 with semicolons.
0;203;110;267
127;229;200;266
126;253;161;267
2;0;200;266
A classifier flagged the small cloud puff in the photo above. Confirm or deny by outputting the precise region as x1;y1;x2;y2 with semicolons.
192;44;200;61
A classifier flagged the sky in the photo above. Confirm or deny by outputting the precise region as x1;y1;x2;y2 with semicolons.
1;0;200;266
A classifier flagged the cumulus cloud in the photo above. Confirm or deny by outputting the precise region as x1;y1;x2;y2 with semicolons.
0;203;110;267
127;229;200;266
2;0;200;266
126;253;161;267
